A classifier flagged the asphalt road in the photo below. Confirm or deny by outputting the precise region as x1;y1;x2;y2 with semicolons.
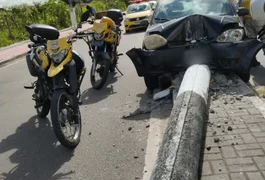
0;27;167;180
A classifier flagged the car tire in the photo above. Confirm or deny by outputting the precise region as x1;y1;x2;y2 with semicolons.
238;73;250;83
144;75;159;90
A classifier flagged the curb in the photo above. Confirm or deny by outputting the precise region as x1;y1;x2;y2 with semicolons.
0;52;28;67
150;65;211;180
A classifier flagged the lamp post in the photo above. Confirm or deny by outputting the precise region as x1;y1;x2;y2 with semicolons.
68;0;77;29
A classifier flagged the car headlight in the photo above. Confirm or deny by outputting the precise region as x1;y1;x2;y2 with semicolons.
124;18;130;22
143;34;167;50
94;33;103;40
51;49;66;63
217;29;244;43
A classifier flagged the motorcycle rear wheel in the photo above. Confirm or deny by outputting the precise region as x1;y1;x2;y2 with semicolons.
50;90;82;149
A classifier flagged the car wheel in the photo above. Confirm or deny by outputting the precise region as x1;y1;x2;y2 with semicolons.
144;75;159;90
238;73;250;83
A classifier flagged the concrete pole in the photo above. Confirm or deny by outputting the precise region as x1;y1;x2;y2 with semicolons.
69;0;77;29
150;64;211;180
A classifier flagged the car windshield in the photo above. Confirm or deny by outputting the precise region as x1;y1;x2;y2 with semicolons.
153;0;235;22
127;3;151;14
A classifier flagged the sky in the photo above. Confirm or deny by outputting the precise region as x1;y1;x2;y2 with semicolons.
0;0;47;8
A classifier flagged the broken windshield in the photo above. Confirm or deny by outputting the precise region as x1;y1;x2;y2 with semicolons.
153;0;235;22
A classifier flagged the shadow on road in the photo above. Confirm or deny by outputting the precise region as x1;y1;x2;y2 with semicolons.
80;72;119;105
0;116;74;180
122;89;172;121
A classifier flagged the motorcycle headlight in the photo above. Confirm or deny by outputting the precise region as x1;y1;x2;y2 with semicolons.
51;49;66;63
217;29;244;43
94;33;103;40
143;34;167;50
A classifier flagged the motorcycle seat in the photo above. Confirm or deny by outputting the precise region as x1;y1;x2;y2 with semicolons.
25;24;60;40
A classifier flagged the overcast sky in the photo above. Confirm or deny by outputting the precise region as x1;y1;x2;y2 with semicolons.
0;0;47;7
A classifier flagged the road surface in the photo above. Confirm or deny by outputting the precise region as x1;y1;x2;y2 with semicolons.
0;28;171;180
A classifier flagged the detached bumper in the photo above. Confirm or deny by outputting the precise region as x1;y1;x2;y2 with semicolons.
126;39;264;76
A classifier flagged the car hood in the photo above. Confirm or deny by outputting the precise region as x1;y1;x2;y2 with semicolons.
146;14;241;41
125;10;152;19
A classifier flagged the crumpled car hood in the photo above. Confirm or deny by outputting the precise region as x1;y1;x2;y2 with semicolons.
146;14;241;41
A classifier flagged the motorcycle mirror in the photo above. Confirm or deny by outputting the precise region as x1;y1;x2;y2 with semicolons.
80;10;90;22
237;7;249;16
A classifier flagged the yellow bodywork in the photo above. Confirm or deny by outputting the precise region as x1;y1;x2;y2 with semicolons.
92;16;116;44
124;7;152;31
33;47;49;70
47;37;72;77
240;0;251;19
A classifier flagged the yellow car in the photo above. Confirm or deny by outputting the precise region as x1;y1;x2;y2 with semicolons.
124;2;154;33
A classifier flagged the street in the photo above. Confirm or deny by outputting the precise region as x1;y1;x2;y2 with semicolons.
0;28;171;180
1;23;265;180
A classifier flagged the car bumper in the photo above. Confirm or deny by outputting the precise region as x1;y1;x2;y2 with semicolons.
126;39;264;76
124;18;150;31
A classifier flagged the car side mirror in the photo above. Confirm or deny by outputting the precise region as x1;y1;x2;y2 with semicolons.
237;7;249;16
140;20;149;27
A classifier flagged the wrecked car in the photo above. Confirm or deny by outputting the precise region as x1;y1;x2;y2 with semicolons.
126;0;265;90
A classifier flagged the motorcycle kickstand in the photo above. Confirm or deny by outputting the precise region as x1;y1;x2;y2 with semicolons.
115;65;123;76
24;82;36;89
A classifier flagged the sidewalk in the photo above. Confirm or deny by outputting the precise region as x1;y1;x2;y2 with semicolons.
200;74;265;180
0;24;91;66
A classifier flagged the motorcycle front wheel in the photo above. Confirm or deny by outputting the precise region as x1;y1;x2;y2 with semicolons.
90;58;110;89
50;89;82;149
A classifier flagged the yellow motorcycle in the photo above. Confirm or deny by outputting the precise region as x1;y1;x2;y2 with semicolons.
24;24;90;148
80;9;124;89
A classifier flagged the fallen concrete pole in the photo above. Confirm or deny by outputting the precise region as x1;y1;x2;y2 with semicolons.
150;64;210;180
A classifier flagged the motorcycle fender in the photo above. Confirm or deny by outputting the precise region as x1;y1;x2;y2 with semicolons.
65;60;78;94
94;51;111;60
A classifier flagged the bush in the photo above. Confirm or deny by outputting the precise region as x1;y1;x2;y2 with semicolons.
0;0;126;48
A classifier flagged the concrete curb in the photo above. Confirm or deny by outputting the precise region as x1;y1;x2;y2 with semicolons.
150;65;210;180
0;53;28;67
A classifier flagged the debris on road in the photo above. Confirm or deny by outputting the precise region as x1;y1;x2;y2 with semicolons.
210;109;215;113
128;127;132;131
146;124;150;128
227;126;233;131
214;138;220;143
206;146;211;151
153;87;172;101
